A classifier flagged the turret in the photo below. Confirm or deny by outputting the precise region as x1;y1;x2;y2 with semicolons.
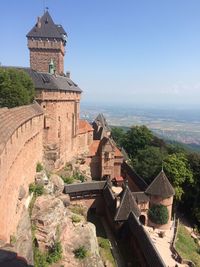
145;170;175;229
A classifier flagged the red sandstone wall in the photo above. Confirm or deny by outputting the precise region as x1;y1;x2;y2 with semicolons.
0;111;44;242
36;90;81;169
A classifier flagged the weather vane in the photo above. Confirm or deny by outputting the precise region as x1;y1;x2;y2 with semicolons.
43;0;49;13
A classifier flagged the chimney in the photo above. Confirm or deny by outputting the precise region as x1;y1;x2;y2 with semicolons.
37;17;41;28
66;71;70;78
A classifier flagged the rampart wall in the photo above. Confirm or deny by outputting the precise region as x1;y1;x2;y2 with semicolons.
0;103;44;242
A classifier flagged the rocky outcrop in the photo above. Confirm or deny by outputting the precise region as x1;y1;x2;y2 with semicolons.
49;174;64;196
31;195;66;251
59;208;104;267
0;207;33;266
14;208;33;265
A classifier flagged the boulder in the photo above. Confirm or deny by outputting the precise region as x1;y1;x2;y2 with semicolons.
50;174;64;196
31;195;66;251
35;170;48;185
60;211;104;267
18;186;26;201
58;194;70;207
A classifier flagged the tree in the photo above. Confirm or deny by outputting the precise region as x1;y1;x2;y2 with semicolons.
123;125;153;157
148;204;169;225
111;127;126;147
0;68;34;108
132;146;165;183
182;153;200;225
163;153;193;200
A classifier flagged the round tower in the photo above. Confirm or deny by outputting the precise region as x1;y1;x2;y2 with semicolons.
145;170;175;229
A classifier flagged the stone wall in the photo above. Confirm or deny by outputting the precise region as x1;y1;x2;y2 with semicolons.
36;90;81;170
148;195;173;229
28;39;65;74
0;103;44;242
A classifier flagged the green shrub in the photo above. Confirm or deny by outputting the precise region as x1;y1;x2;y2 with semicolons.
61;175;74;184
73;246;87;259
148;204;169;225
29;183;44;196
70;205;85;216
71;215;81;223
74;172;85;182
34;242;62;267
98;238;110;249
36;162;43;172
46;241;62;264
34;248;48;267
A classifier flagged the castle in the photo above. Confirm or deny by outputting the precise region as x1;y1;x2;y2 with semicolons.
0;11;175;266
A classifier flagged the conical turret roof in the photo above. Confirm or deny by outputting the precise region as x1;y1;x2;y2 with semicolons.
145;170;175;198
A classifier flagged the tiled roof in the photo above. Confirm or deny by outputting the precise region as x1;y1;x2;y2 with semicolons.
132;192;149;203
0;102;43;154
103;184;116;217
128;212;166;267
114;185;140;221
64;181;106;194
78;120;93;134
113;176;124;182
122;162;148;191
145;170;175;198
115;147;123;157
88;140;100;157
27;11;67;41
1;67;82;93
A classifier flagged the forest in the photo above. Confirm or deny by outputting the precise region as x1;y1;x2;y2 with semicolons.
112;125;200;228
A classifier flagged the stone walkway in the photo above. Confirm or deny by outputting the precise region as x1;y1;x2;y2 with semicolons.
101;218;125;267
144;223;187;267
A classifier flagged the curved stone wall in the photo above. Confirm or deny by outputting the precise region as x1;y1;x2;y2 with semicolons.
0;103;44;242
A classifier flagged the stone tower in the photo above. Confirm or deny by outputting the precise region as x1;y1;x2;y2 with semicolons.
26;11;67;74
145;170;175;229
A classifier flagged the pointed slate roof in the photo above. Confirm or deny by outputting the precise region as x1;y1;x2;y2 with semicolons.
92;113;111;140
27;11;67;41
115;184;140;221
145;170;175;198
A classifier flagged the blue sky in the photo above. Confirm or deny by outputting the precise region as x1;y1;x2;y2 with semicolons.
1;0;200;108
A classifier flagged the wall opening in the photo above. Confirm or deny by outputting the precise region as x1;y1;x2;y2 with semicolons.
139;215;146;225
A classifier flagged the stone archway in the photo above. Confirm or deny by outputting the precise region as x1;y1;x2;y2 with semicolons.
139;215;146;225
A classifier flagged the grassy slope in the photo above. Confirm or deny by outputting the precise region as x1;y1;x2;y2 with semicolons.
176;223;200;267
87;213;116;267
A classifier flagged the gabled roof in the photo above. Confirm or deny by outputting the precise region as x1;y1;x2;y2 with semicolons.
92;113;111;140
103;184;117;217
27;11;67;41
122;162;148;191
115;184;140;221
132;192;149;203
145;170;175;198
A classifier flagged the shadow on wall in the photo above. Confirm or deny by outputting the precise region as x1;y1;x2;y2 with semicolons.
0;249;33;267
